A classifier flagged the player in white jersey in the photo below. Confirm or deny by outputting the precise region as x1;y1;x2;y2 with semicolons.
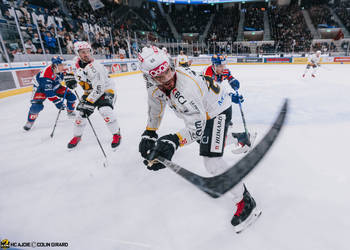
66;41;121;149
176;50;192;68
303;50;321;78
137;46;260;232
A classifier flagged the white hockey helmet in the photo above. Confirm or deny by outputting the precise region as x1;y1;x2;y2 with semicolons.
162;47;167;53
316;50;321;55
74;41;92;56
138;46;172;78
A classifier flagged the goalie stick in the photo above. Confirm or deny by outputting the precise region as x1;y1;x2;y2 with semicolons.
151;99;289;198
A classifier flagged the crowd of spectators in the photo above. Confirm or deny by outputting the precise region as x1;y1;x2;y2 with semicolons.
1;0;350;60
268;4;312;52
312;41;337;52
169;5;213;34
256;43;275;54
333;1;350;32
309;5;339;28
0;0;148;59
207;42;250;55
134;2;173;40
243;6;264;31
207;6;240;43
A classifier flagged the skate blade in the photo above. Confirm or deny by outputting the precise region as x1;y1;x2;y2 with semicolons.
67;143;80;151
232;132;257;154
235;207;262;234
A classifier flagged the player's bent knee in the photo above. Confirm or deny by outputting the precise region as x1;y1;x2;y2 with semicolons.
98;106;116;123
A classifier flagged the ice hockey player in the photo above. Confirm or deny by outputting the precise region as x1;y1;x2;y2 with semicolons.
137;46;261;233
176;50;192;68
67;41;121;149
303;50;321;78
203;54;256;153
23;56;76;131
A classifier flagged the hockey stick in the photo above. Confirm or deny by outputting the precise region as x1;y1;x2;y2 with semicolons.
74;90;109;167
50;87;68;138
150;99;288;198
234;89;251;147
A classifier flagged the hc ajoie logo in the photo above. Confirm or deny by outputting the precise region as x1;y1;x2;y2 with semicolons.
1;239;10;249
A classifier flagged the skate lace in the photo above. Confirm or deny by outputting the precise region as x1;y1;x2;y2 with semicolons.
112;134;121;143
234;200;245;217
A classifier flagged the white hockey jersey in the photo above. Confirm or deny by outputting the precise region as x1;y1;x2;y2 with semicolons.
308;54;321;65
73;58;115;103
144;67;232;147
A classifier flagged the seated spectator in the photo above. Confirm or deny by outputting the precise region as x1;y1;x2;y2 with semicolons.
3;10;14;21
24;39;37;54
44;32;57;54
32;33;41;49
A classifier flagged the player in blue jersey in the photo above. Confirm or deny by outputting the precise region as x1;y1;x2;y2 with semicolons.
203;54;256;154
23;56;77;131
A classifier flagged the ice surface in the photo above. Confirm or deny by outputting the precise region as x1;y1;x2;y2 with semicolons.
1;64;349;250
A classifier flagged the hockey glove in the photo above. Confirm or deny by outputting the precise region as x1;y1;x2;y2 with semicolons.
77;100;95;118
139;130;158;159
64;73;77;89
228;78;240;91
53;98;65;110
230;92;244;104
145;134;180;171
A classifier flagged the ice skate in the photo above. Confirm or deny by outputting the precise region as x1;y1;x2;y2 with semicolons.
231;185;262;233
23;121;34;131
111;133;121;150
232;132;257;154
67;136;81;149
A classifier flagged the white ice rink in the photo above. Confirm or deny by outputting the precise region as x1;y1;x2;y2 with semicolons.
1;64;350;250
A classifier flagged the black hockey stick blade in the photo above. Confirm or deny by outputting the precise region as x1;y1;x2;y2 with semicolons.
157;99;289;198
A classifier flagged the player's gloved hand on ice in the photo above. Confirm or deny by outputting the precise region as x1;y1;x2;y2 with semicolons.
139;130;158;159
230;92;244;104
53;98;65;110
77;100;95;118
145;134;180;171
64;73;77;89
228;78;240;90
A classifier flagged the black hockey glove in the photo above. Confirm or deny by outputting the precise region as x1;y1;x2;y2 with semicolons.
64;73;77;89
77;100;95;118
145;134;180;171
139;130;158;159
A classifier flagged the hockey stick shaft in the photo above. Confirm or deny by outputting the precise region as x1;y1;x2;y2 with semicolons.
50;87;68;138
235;89;251;146
74;90;108;159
